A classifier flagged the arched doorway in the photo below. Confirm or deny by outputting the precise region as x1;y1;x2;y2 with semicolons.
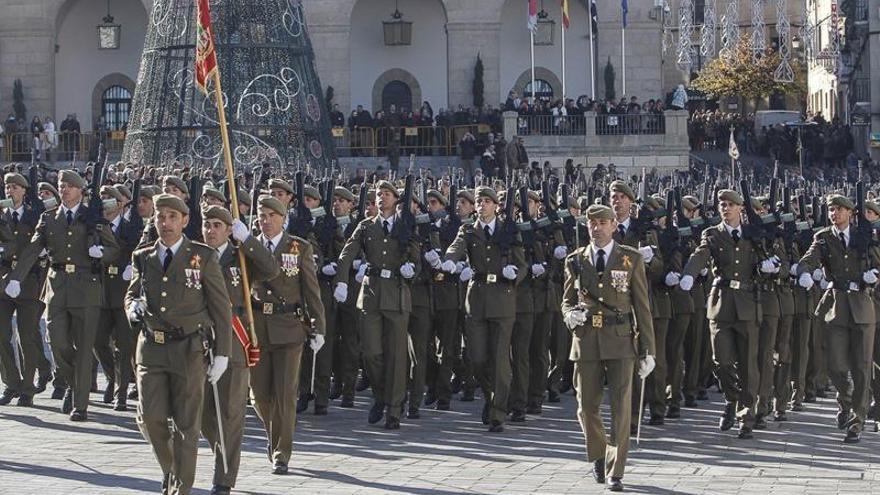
101;85;133;131
524;79;554;102
381;81;412;112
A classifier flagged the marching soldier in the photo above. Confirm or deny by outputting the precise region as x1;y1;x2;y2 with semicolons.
561;204;655;492
795;194;880;443
249;195;325;473
200;205;279;495
329;186;360;408
6;170;119;420
125;194;231;495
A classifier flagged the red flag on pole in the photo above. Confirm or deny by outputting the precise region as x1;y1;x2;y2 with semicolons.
195;0;218;95
561;0;570;29
528;0;538;31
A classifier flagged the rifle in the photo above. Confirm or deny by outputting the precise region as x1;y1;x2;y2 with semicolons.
439;182;461;246
517;187;538;260
393;174;417;252
559;183;577;249
184;172;203;240
497;186;518;253
657;190;678;261
345;178;368;239
853;169;874;255
119;177;144;249
21;164;45;226
288;170;314;238
315;178;338;259
739;180;773;259
84;158;107;272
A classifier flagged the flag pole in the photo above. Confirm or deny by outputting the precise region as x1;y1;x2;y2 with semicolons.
621;27;626;96
561;5;566;101
530;29;537;105
211;68;260;352
588;15;595;98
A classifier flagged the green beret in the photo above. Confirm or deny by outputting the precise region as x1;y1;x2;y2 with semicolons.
609;180;635;202
39;182;59;197
201;187;226;203
140;185;161;199
644;196;661;211
525;190;540;204
303;185;321;201
751;196;767;212
827;194;854;210
58;170;86;189
682;195;699;210
562;195;578;210
4;173;27;189
237;189;251;205
427;189;448;207
203;205;234;226
258;194;287;217
476;186;498;204
717;189;744;206
99;185;124;203
268;179;293;195
333;186;355;202
154;193;190;215
586;204;615;221
456;189;475;204
866;201;880;217
162;176;189;196
376;180;399;198
114;184;132;200
366;189;376;202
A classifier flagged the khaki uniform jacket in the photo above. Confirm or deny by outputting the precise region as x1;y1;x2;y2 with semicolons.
13;205;119;308
126;236;232;361
443;219;527;320
251;233;325;345
0;207;38;300
616;222;668;318
103;217;136;309
561;244;655;361
796;227;880;326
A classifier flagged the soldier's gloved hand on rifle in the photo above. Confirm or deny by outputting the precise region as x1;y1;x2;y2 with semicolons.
88;245;104;259
819;277;830;290
502;265;518;280
564;308;587;330
760;258;779;274
678;274;694;291
4;280;20;299
638;355;656;379
424;249;441;268
309;333;325;353
321;262;338;276
231;219;250;242
122;265;133;281
664;272;681;287
638;246;654;264
812;268;824;281
355;263;368;284
459;266;473;282
454;261;466;274
440;259;457;273
798;272;814;289
531;263;545;277
554;246;568;260
207;355;228;384
789;263;799;277
863;269;879;285
126;298;146;323
700;267;708;277
399;262;415;279
333;282;348;303
352;259;363;271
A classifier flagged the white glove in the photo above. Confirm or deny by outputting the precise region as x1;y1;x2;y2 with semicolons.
321;262;338;276
309;334;325;353
122;265;133;281
400;262;415;279
334;282;348;302
554;246;568;260
812;268;823;281
459;266;473;282
38;248;48;258
638;355;657;379
126;298;146;322
798;272;814;289
564;309;588;330
352;259;363;271
207;355;228;384
440;259;457;273
679;275;694;291
454;261;466;274
502;265;518;280
760;258;777;274
864;269;879;284
819;278;830;290
4;280;20;299
231;219;250;242
355;263;368;284
700;267;709;277
664;272;681;287
531;263;546;277
789;263;799;277
424;249;441;268
638;246;654;264
88;245;104;259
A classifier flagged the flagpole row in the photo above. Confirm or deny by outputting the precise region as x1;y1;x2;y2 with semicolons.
588;3;595;99
530;30;536;106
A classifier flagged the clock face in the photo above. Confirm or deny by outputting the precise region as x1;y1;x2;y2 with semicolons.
98;26;120;49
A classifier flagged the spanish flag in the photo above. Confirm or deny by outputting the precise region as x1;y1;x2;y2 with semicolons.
194;0;218;95
561;0;570;29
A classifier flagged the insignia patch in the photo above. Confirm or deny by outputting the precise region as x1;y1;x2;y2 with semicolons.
622;255;632;270
190;254;202;269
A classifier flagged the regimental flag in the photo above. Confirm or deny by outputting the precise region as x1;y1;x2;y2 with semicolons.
195;0;218;95
591;0;598;35
561;0;570;29
528;0;538;31
728;127;740;160
621;0;628;28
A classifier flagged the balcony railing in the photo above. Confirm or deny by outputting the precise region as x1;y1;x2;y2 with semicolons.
515;115;587;136
595;113;666;135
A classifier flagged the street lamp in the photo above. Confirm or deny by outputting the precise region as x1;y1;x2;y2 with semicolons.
534;8;555;46
97;0;120;50
383;0;412;46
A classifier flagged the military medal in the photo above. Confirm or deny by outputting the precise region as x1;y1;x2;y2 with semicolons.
193;269;202;290
282;241;300;277
185;268;193;288
188;254;202;289
622;255;632;270
611;270;629;292
230;267;241;287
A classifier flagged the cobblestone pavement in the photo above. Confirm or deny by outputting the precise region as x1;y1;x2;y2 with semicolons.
0;384;877;494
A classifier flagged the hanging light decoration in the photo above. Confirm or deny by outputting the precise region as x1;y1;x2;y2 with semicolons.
700;0;717;60
662;0;673;56
677;0;694;71
719;0;739;59
773;0;794;82
799;0;815;61
97;0;121;50
383;0;413;46
751;0;766;60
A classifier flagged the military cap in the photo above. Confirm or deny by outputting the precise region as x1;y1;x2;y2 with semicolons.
525;190;540;204
644;196;662;211
39;182;59;197
100;185;124;203
154;193;190;215
376;180;400;198
717;189;744;205
268;179;293;195
476;186;498;204
141;185;161;199
204;205;234;226
237;189;251;205
4;173;27;189
681;195;699;210
586;204;615;221
201;187;226;203
366;189;376;202
163;176;189;196
258;194;287;217
827;194;854;210
456;189;475;204
303;185;321;201
609;180;636;202
562;195;578;210
114;184;132;200
333;186;355;202
427;189;448;207
866;200;880;217
59;170;87;189
751;196;768;212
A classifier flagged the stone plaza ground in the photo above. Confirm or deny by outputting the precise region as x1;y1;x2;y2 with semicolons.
0;384;878;494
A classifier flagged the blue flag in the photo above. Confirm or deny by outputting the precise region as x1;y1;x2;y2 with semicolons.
621;0;628;28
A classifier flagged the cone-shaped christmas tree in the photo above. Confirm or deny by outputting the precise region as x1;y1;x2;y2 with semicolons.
122;0;335;171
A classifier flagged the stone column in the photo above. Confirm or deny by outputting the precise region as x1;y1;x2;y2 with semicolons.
445;21;501;109
0;16;56;121
502;110;517;141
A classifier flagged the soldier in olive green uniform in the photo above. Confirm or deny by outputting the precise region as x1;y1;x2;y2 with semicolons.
866;201;880;419
125;194;231;495
440;186;527;432
795;194;880;443
330;186;361;408
7;170;119;420
562;204;655;492
334;181;421;429
250;196;325;473
200;206;279;495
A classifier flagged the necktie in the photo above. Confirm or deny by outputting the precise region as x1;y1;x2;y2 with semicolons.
66;210;73;226
12;211;18;226
383;220;390;235
484;225;491;238
595;248;606;274
162;249;173;272
839;232;847;249
731;229;740;243
266;240;274;252
617;225;626;238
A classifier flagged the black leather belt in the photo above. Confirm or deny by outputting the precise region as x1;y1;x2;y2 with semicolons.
50;263;94;274
252;299;304;316
473;272;513;284
143;326;194;345
712;278;755;291
365;266;400;280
